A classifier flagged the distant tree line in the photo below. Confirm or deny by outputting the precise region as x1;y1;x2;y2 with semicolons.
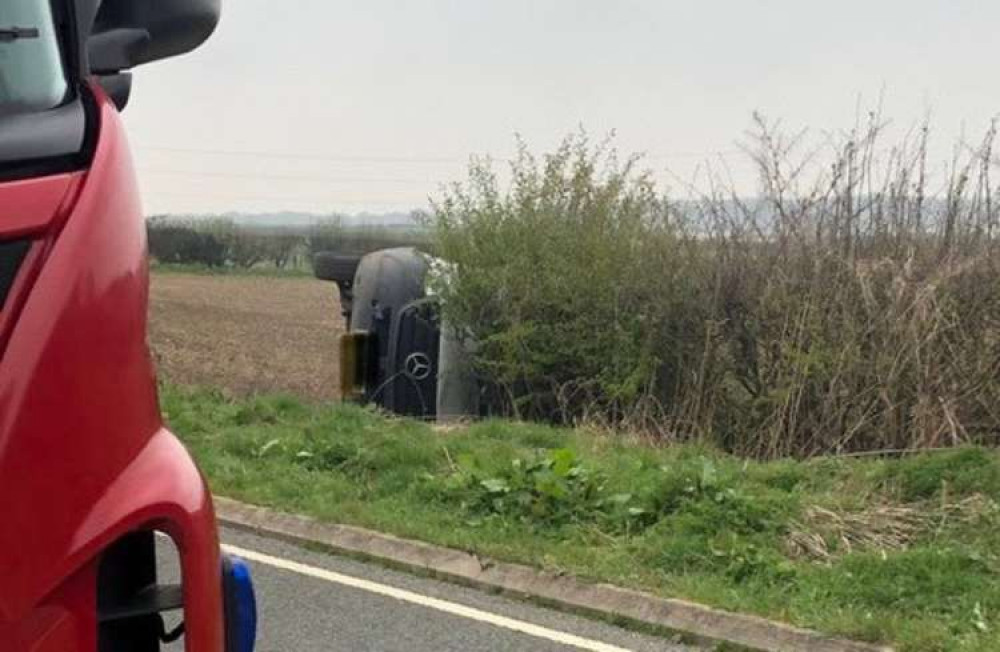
146;216;431;270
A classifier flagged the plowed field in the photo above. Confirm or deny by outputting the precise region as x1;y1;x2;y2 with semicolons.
149;273;343;401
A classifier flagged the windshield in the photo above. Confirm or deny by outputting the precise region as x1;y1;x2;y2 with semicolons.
0;0;67;116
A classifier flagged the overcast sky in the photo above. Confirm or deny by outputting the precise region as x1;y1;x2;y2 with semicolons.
123;0;1000;216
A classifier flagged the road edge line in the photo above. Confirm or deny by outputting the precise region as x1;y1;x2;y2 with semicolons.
213;495;893;652
222;542;638;652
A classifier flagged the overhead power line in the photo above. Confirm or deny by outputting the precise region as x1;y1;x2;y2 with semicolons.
143;190;426;207
136;144;741;164
137;145;466;164
138;168;441;185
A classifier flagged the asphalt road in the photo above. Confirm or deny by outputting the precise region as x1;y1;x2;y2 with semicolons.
159;525;695;651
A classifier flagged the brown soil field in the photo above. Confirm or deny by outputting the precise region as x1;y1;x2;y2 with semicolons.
149;273;343;401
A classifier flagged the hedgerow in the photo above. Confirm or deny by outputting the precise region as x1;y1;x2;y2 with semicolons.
430;121;1000;457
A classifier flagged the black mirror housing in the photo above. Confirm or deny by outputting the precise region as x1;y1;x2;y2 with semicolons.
87;28;150;75
82;0;220;74
95;73;134;111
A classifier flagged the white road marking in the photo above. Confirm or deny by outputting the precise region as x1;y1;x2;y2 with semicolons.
221;543;635;652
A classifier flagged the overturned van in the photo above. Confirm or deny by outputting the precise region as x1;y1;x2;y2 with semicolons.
314;247;484;421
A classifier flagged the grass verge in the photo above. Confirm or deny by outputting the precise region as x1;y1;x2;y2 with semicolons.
162;383;1000;651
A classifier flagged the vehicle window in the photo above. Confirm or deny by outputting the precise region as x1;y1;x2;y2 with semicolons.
0;0;67;116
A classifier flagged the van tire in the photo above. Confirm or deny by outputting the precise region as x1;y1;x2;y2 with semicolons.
313;253;362;284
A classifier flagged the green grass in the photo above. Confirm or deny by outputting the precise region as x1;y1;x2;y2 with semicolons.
162;383;1000;651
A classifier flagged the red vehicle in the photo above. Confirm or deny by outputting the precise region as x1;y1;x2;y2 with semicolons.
0;1;255;651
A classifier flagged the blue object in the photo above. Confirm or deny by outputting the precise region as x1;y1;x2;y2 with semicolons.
222;555;257;652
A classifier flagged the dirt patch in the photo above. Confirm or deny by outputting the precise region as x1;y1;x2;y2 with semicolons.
149;273;342;401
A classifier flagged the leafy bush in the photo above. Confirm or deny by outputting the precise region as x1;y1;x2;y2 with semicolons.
446;447;647;530
430;135;695;423
430;122;1000;458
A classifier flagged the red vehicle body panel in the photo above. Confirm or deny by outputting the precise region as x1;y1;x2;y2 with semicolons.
0;87;224;651
0;174;76;239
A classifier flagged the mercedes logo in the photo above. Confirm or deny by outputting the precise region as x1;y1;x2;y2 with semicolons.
404;352;432;381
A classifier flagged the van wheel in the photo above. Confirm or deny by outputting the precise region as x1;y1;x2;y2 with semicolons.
313;253;362;284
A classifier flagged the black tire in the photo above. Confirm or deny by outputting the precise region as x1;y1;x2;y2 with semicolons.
313;252;362;284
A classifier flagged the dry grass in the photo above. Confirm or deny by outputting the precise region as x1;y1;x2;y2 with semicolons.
149;272;343;400
786;494;999;561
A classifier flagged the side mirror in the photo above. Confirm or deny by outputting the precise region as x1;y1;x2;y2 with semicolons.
88;28;151;75
87;0;220;75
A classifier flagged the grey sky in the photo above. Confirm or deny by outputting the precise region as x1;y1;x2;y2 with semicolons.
124;0;1000;216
